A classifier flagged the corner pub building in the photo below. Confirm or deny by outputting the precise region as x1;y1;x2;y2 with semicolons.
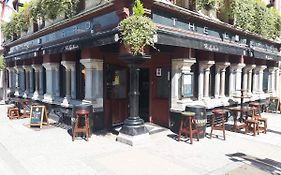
3;0;281;131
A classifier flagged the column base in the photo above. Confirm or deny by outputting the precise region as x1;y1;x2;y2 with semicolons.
43;94;54;103
32;91;39;100
14;91;20;97
116;132;150;146
61;97;71;107
23;92;28;98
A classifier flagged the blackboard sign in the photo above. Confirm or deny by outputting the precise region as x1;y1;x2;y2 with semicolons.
30;106;49;128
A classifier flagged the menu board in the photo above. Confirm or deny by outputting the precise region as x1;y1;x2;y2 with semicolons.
30;106;49;128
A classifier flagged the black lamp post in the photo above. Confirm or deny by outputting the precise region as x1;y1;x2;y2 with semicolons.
118;54;150;136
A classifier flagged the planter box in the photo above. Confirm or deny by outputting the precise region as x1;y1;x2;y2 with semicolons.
45;13;64;27
85;0;105;10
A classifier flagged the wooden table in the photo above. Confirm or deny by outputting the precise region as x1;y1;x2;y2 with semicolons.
226;106;254;132
233;91;252;122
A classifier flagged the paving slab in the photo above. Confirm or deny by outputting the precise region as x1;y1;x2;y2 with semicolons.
0;105;281;175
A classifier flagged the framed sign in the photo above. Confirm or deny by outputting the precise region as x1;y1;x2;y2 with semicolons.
179;73;193;98
30;106;49;128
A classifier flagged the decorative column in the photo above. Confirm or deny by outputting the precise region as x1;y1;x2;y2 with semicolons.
199;61;215;99
275;67;279;97
198;66;204;100
229;66;235;96
80;59;103;108
14;66;25;97
38;66;44;98
171;58;196;110
42;63;60;103
245;65;256;95
116;53;151;146
256;65;267;94
32;65;41;100
214;65;221;98
6;67;15;94
61;61;76;106
216;62;230;97
23;65;31;98
234;63;245;94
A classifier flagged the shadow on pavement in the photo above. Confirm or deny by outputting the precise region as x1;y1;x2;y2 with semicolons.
267;129;281;136
226;152;281;175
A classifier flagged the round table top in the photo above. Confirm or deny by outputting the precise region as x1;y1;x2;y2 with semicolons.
182;111;196;117
233;95;252;99
212;109;225;114
227;106;255;112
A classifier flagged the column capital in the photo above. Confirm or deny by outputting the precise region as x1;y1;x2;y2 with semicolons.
61;61;76;71
230;63;245;72
6;67;15;72
244;64;256;72
216;62;230;71
14;65;24;72
199;60;215;71
32;64;42;71
42;62;59;71
172;58;196;73
255;65;267;72
23;65;33;72
80;59;103;70
268;66;278;72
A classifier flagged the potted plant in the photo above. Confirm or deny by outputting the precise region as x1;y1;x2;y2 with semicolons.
1;22;14;41
41;0;64;26
17;3;30;37
197;0;218;18
61;0;80;18
84;0;106;11
118;0;157;56
29;0;44;31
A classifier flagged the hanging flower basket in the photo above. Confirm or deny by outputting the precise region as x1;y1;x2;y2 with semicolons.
119;14;157;56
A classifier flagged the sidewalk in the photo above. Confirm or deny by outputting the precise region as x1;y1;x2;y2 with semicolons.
0;105;281;175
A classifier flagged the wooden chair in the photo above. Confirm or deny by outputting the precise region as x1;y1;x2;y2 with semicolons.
245;107;260;136
8;107;20;120
250;103;267;134
20;99;31;118
178;111;200;144
210;109;226;140
72;110;90;141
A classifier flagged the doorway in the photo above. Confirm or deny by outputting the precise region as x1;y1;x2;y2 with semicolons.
139;68;149;122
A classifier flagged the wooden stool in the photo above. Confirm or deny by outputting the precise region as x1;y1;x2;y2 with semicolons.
20;100;30;118
8;107;20;120
245;107;259;136
72;110;90;141
210;109;226;140
249;102;267;133
178;111;200;144
249;102;262;115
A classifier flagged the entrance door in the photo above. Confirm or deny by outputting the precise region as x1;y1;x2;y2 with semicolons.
105;64;128;126
139;68;149;122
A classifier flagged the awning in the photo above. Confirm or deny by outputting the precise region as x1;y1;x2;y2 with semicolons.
157;29;248;56
251;49;281;61
42;29;118;55
4;47;41;61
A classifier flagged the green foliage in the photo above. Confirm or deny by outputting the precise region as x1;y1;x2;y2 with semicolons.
61;0;80;18
29;0;44;21
0;55;5;70
133;0;144;16
16;3;30;32
1;22;14;40
197;0;217;10
218;0;281;39
41;0;62;20
119;15;156;55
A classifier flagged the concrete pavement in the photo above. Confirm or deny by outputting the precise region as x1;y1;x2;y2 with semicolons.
0;105;281;175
